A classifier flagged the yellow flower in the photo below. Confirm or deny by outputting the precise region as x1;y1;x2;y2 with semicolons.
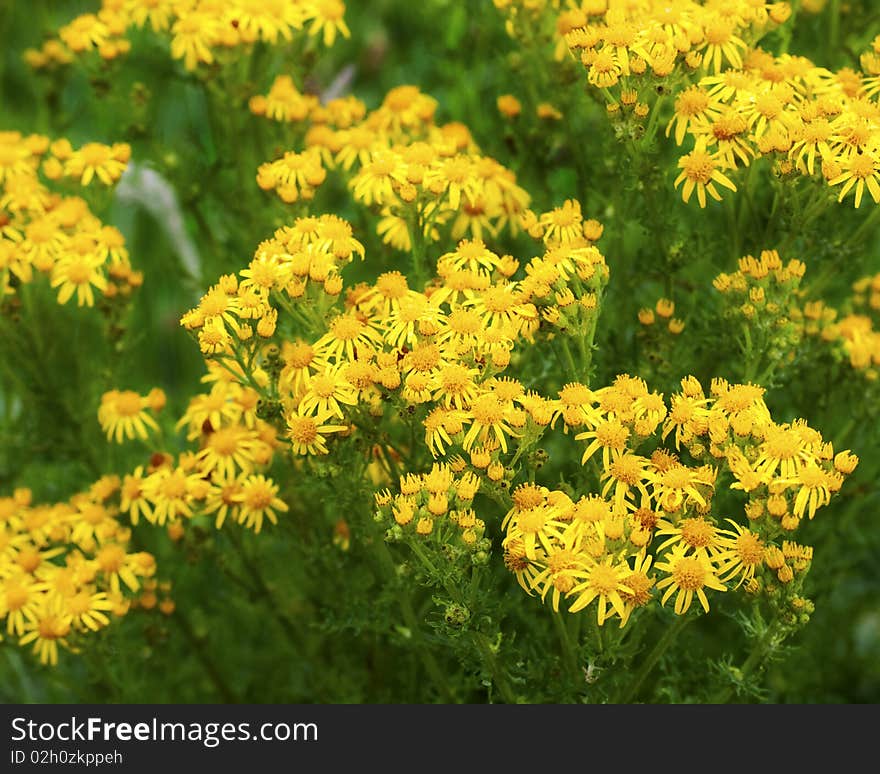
304;0;350;47
50;252;107;307
776;463;841;519
98;390;160;443
503;503;566;562
120;467;152;526
64;588;114;632
94;543;145;594
655;545;727;615
18;605;72;666
202;474;245;529
567;556;634;624
314;312;383;362
528;538;588;613
497;94;522;118
667;86;720;146
286;407;348;455
618;553;655;627
142;467;201;526
63;142;129;186
697;15;748;73
1;573;48;636
828;151;880;208
753;421;821;479
674;138;737;207
718;521;765;588
195;424;262;478
576;418;630;467
644;463;715;513
298;365;359;419
655;516;728;558
350;151;405;206
234;475;289;534
58;14;109;53
170;12;218;71
198;317;232;355
462;392;521;454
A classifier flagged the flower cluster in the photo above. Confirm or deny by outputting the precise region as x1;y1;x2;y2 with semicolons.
563;0;790;88
672;44;880;208
112;377;288;535
0;131;139;308
179;199;608;468
713;249;805;370
637;297;686;335
251;80;532;247
374;463;489;556
501;373;856;624
0;483;155;665
794;270;880;377
30;0;350;71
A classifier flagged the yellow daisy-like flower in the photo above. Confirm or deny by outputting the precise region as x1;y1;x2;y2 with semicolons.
50;252;107;306
753;421;821;479
142;467;201;526
195;424;262;478
234;475;289;534
298;364;359;419
18;605;72;666
776;463;841;519
98;389;160;443
655;545;726;615
503;503;567;562
0;133;36;182
93;543;143;594
674;138;737;207
286;407;348;455
63;588;115;633
718;520;765;588
304;0;350;47
567;555;634;625
655;516;729;559
618;553;655;628
63;142;129;186
120;467;152;526
576;417;630;467
1;573;48;636
170;11;218;71
644;462;715;512
203;473;245;529
697;15;748;74
528;535;588;613
828;151;880;208
313;313;383;363
462;392;521;454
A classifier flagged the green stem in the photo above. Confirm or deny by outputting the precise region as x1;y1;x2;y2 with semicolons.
171;609;239;702
224;527;301;648
828;0;841;65
553;609;580;691
616;613;691;703
712;617;782;703
849;204;880;245
373;537;456;702
639;95;666;151
406;538;517;703
559;338;580;382
474;632;519;704
779;1;800;55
